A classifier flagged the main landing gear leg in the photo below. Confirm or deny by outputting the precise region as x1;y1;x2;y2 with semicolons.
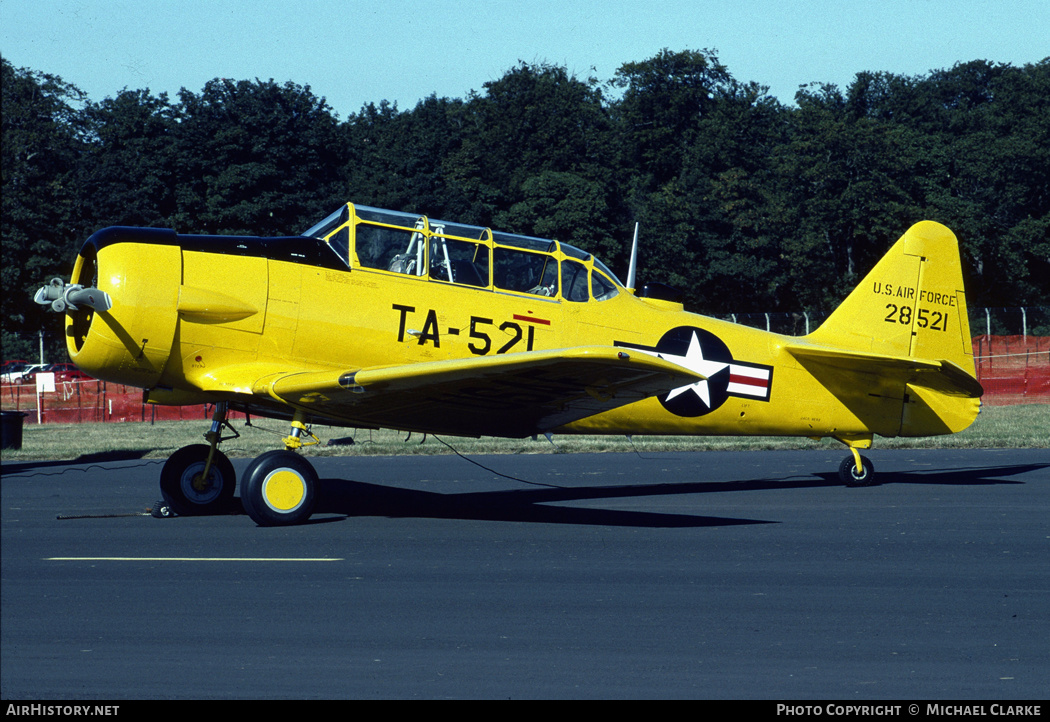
835;435;875;487
159;402;238;516
239;411;320;526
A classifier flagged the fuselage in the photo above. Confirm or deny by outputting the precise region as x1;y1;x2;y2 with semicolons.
62;204;978;441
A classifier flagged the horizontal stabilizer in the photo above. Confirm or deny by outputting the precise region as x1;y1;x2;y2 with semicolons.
786;344;984;398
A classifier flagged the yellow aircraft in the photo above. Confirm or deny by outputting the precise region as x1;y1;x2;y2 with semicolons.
34;202;982;525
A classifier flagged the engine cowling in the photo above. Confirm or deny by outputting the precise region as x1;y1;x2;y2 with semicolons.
63;227;181;390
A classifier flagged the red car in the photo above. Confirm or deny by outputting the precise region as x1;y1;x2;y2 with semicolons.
51;363;94;382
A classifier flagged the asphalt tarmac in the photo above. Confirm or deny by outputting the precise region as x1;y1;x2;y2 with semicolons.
2;447;1048;700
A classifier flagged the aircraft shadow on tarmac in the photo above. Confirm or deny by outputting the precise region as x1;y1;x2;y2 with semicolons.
1;451;158;475
816;462;1044;487
271;460;1045;529
309;478;775;528
4;456;1041;528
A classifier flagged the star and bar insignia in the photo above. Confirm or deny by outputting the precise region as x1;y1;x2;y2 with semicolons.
615;326;773;417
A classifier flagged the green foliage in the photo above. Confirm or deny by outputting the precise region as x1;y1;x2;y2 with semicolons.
3;53;1049;361
497;170;621;262
172;78;348;235
345;95;470;218
2;59;87;360
610;48;735;190
5;403;1046;462
441;61;616;226
79;89;179;229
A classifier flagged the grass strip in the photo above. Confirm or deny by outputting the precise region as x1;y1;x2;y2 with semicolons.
2;404;1046;463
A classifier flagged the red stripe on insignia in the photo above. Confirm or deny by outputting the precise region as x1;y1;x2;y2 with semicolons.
514;314;551;325
730;374;768;388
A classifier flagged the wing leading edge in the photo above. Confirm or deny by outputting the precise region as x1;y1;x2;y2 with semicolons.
251;346;703;438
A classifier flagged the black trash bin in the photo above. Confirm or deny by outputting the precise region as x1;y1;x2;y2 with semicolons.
1;410;28;450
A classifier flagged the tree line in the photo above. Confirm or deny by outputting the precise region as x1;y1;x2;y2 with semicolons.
3;49;1048;361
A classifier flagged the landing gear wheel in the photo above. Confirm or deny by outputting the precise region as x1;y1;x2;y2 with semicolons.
160;444;237;516
240;450;318;526
839;455;875;487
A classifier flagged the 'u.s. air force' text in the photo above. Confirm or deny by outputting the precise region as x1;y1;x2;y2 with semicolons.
873;281;957;332
873;281;958;307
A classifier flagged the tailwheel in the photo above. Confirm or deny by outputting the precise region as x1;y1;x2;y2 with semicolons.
838;453;875;487
160;444;237;515
240;450;318;526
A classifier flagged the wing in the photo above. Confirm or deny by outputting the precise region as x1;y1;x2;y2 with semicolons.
245;346;703;437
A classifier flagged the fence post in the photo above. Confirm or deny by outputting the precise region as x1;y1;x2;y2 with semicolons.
1023;346;1029;398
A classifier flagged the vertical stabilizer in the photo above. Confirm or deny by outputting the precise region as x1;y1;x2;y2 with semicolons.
807;221;975;376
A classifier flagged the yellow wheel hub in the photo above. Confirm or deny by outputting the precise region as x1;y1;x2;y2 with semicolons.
262;469;306;512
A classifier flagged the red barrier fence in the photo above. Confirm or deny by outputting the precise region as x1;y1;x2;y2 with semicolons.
972;335;1050;406
1;380;215;424
2;336;1046;424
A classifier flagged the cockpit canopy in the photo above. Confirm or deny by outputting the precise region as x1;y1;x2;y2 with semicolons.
303;203;621;303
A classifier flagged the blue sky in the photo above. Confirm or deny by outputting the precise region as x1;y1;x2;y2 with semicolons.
3;0;1048;118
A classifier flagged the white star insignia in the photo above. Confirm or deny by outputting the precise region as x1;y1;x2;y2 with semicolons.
637;331;728;408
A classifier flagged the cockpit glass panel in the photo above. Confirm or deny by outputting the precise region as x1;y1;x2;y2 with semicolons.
591;268;619;301
538;256;559;295
355;222;418;273
431;220;489;242
491;231;556;254
354;206;423;228
350;207;428;275
493;247;556;296
592;257;624;287
560;243;590;262
327;226;351;266
307;204;623;299
430;237;489;287
302;205;349;239
561;260;589;302
559;241;623;288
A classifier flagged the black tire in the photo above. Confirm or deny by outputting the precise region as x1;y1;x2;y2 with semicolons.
239;450;318;526
160;444;236;516
839;454;875;487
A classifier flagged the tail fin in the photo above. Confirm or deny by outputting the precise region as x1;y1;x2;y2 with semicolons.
801;221;980;437
807;221;976;376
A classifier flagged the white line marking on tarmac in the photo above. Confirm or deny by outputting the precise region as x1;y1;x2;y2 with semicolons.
47;557;343;562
